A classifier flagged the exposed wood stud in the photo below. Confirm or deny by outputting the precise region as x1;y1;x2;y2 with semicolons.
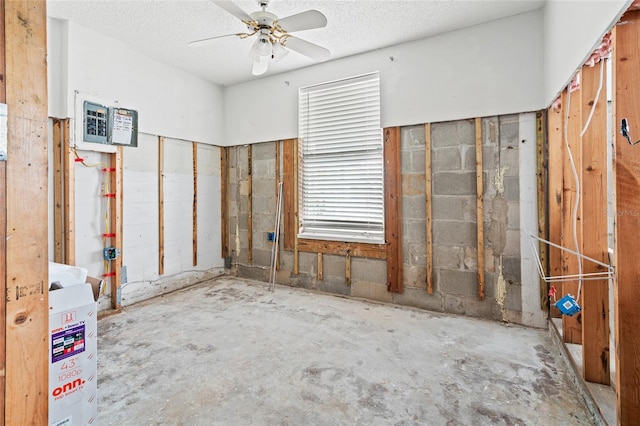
158;136;165;275
580;62;610;385
548;93;565;319
0;2;6;418
293;139;299;275
110;147;123;310
4;1;49;422
317;253;323;281
536;111;548;310
345;253;351;285
612;19;640;423
220;147;229;259
192;142;198;267
63;119;76;266
53;119;63;263
475;118;485;300
425;123;434;294
384;127;402;293
561;81;583;345
283;139;295;251
248;145;253;264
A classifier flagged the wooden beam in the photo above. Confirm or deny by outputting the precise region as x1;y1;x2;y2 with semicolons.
384;127;402;293
53;119;63;263
283;139;295;251
293;139;299;275
63;119;75;266
475;118;485;300
612;18;640;424
275;141;280;271
158;136;164;275
192;142;198;267
561;81;583;345
247;145;253;264
0;1;6;419
536;111;548;311
110;147;123;310
317;253;323;281
220;147;229;259
548;94;565;318
297;239;386;259
425;123;434;294
4;1;49;422
580;61;610;385
345;253;351;285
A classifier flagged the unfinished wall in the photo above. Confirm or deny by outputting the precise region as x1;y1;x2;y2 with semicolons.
48;125;225;312
226;113;544;326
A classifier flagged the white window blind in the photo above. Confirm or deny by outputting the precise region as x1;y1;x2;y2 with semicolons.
298;72;384;243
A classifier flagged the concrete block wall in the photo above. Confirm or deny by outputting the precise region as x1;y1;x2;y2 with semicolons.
227;113;540;326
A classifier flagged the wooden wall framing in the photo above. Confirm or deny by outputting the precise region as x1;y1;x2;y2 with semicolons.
612;15;640;423
158;136;165;275
2;1;49;422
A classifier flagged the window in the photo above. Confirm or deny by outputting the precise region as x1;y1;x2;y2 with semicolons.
298;72;384;243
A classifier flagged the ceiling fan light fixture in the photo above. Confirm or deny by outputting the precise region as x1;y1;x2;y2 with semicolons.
250;33;272;59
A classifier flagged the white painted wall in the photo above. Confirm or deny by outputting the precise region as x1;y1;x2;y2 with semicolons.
47;18;68;119
48;19;224;145
222;10;544;146
543;0;630;105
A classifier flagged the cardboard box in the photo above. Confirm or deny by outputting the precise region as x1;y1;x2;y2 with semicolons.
49;263;103;426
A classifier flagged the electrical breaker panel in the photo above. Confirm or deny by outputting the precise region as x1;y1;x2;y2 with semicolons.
81;100;138;148
83;101;109;144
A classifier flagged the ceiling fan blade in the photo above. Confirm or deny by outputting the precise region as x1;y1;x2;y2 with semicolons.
276;10;327;33
211;0;254;22
188;33;242;46
284;35;330;61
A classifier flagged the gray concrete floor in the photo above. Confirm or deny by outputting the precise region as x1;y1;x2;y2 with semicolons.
97;277;595;425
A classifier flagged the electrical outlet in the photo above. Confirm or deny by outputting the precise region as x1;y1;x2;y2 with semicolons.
267;232;275;242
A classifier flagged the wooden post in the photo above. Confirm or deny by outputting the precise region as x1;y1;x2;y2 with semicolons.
220;147;229;259
283;139;295;251
580;62;610;385
158;136;164;275
247;145;253;264
293;139;299;275
110;147;123;310
548;95;565;318
0;2;6;419
317;253;323;281
345;253;351;285
3;1;49;422
275;141;280;271
384;127;402;293
536;111;548;311
192;142;198;267
562;81;583;345
475;118;485;300
53;119;63;263
425;123;434;294
612;18;640;424
63;119;75;266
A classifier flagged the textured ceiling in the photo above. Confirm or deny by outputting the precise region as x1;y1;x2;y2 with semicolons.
47;0;546;86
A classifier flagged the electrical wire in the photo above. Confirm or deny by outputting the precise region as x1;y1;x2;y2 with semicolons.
564;59;606;301
564;84;583;301
72;147;113;285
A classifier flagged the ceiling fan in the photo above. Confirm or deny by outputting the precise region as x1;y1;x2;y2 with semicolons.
189;0;330;76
